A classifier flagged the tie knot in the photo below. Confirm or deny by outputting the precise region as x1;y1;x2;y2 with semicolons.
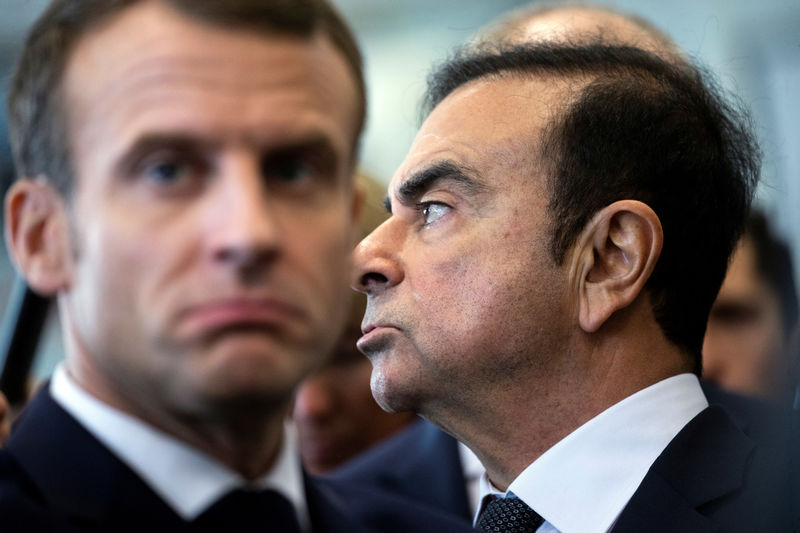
196;487;301;533
477;496;544;533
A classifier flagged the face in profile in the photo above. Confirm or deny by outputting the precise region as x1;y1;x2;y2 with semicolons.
352;77;572;417
26;1;361;419
703;237;790;400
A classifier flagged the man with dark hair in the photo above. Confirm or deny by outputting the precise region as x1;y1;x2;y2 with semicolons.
0;1;476;531
352;41;793;531
704;210;799;404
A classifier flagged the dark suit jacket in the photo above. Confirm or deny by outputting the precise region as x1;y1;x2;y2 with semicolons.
0;389;475;533
334;390;797;532
330;419;472;522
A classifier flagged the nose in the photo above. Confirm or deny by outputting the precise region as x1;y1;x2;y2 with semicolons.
351;218;404;295
207;153;281;275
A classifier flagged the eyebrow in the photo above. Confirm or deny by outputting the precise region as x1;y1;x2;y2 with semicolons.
384;160;486;214
115;131;341;174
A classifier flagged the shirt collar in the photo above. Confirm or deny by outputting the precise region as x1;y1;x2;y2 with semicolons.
50;365;309;528
476;373;708;533
459;441;485;480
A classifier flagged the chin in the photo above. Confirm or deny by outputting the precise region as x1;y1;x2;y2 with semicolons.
369;368;419;415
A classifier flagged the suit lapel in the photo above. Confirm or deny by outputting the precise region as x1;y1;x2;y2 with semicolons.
305;474;372;533
7;389;185;530
612;406;753;533
400;422;472;519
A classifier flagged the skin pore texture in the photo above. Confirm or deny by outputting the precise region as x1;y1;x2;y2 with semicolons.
5;0;361;479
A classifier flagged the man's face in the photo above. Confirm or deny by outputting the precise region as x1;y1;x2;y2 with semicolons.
702;237;788;398
352;77;572;417
57;1;361;417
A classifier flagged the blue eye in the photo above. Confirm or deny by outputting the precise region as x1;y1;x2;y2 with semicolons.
421;202;450;225
145;161;186;183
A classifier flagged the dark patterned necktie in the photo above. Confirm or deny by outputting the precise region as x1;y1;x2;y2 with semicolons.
195;487;302;533
477;496;545;533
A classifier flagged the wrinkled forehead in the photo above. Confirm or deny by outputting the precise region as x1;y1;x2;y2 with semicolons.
389;74;573;195
60;1;361;155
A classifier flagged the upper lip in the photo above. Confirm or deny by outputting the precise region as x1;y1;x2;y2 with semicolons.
180;296;306;323
360;322;398;335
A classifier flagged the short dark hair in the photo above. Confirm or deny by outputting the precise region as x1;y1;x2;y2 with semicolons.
7;0;365;197
423;43;760;370
745;210;798;336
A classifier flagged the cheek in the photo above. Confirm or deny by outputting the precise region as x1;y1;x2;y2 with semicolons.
410;247;528;337
75;208;194;334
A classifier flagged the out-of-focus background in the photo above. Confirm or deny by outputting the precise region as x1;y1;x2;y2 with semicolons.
1;0;798;377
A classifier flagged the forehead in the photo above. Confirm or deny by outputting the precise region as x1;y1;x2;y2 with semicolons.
390;75;567;193
720;238;762;293
61;0;360;163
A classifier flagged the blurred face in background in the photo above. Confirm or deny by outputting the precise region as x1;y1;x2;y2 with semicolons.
293;318;416;474
703;237;789;400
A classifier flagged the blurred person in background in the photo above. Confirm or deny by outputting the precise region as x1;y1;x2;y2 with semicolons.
476;1;684;62
0;392;8;444
294;173;417;475
0;1;476;531
703;210;799;405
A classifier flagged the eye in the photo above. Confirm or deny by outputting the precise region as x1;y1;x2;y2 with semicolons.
270;158;313;183
135;153;205;196
421;202;450;226
144;160;189;183
709;302;761;327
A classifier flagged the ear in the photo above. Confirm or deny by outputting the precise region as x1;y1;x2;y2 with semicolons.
573;200;663;333
4;179;74;296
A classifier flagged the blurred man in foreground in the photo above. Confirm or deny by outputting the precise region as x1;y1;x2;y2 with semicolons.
0;1;475;531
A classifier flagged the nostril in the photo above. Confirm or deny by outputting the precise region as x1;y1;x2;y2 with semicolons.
359;272;388;290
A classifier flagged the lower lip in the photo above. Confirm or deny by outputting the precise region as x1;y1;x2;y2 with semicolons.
356;326;396;353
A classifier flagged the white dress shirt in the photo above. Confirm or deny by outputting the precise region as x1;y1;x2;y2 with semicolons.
458;441;484;514
476;373;708;533
50;365;310;530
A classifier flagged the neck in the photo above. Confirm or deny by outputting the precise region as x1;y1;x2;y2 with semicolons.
71;359;288;480
428;320;692;490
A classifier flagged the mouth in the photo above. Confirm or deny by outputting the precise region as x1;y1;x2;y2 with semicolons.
180;298;306;335
356;323;399;355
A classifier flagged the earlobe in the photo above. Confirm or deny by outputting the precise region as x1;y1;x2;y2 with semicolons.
4;179;73;296
575;200;663;333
